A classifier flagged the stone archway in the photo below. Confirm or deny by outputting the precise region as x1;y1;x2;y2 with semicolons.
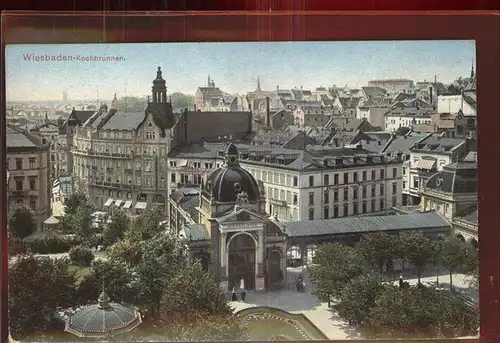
469;238;478;250
456;234;466;242
266;249;284;290
227;233;256;291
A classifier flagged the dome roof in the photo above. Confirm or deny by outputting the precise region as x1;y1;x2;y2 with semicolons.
203;143;261;203
153;66;166;86
65;292;142;338
425;161;477;194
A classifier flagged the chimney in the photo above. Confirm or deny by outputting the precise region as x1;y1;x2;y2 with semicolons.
429;86;433;104
265;97;271;128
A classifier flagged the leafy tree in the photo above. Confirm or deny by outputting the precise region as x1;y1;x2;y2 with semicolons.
170;92;196;111
163;261;232;317
335;272;386;325
63;192;90;216
356;232;397;274
132;233;186;318
76;259;134;305
439;236;467;290
68;245;95;266
129;205;167;241
309;243;365;302
437;291;479;337
8;206;37;239
107;230;144;267
102;207;130;247
395;126;411;136
9;254;77;339
113;96;147;112
399;232;435;284
462;245;479;276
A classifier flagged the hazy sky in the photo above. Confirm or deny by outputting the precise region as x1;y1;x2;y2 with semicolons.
6;41;475;101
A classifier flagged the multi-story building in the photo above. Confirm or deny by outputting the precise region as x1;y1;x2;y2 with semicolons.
72;67;176;212
168;142;404;222
293;105;333;127
195;75;224;111
384;106;434;132
412;110;477;138
6;125;51;228
406;135;476;205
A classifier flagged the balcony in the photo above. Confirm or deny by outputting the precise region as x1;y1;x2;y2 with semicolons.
28;190;39;196
268;197;287;207
10;190;27;197
91;181;134;189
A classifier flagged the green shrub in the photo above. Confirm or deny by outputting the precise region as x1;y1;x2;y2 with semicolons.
69;245;95;267
8;237;26;256
22;234;72;254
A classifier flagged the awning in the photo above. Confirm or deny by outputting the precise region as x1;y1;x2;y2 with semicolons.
123;200;133;209
135;202;147;210
52;186;61;194
417;159;436;170
44;216;60;225
114;200;123;207
178;159;188;167
104;198;114;207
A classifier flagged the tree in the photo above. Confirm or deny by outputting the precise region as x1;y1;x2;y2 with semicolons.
170;92;195;111
63;192;90;216
399;232;435;284
395;126;411;136
335;272;386;325
9;254;77;339
309;243;365;302
130;205;167;241
439;236;467;291
437;291;479;337
8;206;37;239
356;232;397;274
163;261;232;317
113;96;147;112
76;259;134;305
102;207;130;247
132;233;186;318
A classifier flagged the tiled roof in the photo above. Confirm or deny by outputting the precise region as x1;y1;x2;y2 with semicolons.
362;86;387;98
182;224;210;241
385;106;435;117
382;134;429;154
198;87;223;98
285;212;450;237
100;112;146;131
425;161;477;193
338;97;362;109
6;125;46;149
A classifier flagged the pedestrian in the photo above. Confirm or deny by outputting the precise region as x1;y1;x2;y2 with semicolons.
241;287;247;302
231;287;238;301
296;275;303;292
398;275;404;289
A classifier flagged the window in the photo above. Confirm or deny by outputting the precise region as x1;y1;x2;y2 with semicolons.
171;173;176;183
29;177;36;190
30;200;36;210
362;171;367;181
413;177;419;189
353;202;359;215
333;206;339;218
28;158;36;169
136;177;141;186
343;204;349;217
324;190;329;204
380;169;385;179
343;187;348;200
333;174;339;185
371;199;376;212
392;182;397;194
293;194;298;205
293;176;298;187
392;196;397;207
362;186;367;198
380;199;385;210
309;175;314;187
324;174;329;186
324;206;329;219
371;170;376;180
15;178;23;191
308;192;314;206
403;167;407;175
371;185;376;197
393;167;397;178
353;172;358;182
362;202;367;213
403;181;406;189
334;190;339;202
16;158;22;170
353;187;358;200
308;208;314;220
343;172;349;184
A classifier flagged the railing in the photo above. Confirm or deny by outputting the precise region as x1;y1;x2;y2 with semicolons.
10;190;27;197
268;198;287;207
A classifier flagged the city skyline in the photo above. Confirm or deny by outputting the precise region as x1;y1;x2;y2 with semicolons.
6;40;475;101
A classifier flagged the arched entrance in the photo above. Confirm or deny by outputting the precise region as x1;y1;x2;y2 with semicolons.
227;233;256;291
305;245;317;266
265;250;284;290
469;238;478;250
456;234;465;242
287;246;302;267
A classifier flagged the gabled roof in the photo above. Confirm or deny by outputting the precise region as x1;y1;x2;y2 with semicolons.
197;87;223;98
362;86;387;98
6;125;47;149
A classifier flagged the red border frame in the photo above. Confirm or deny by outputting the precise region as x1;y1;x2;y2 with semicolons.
2;10;499;343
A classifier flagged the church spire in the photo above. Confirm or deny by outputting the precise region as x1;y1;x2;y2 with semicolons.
470;61;475;79
208;74;211;87
257;76;261;91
